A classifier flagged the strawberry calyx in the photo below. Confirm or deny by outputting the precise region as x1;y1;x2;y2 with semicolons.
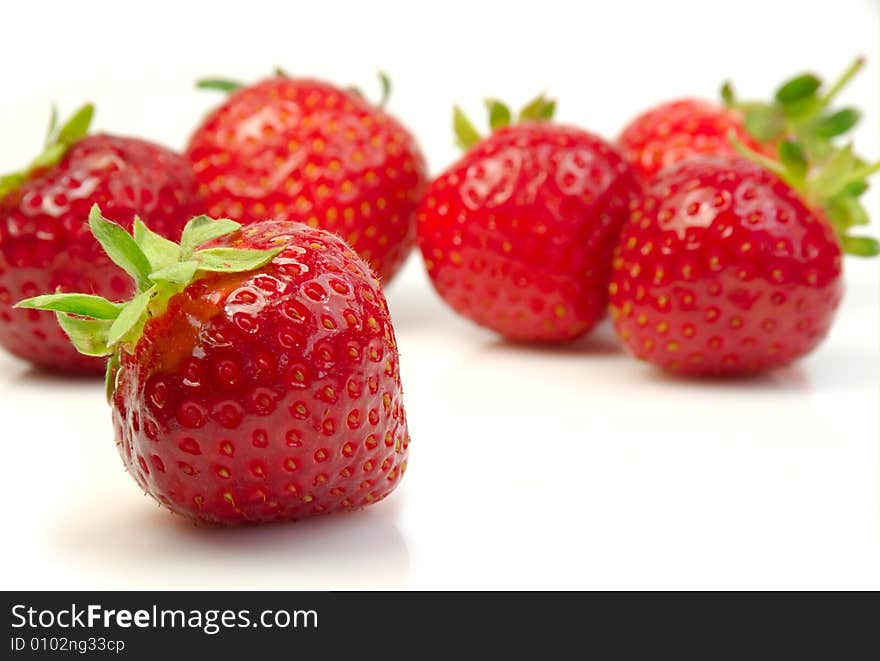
722;57;864;161
722;57;879;257
0;103;94;202
197;71;394;108
15;205;282;397
729;132;880;257
453;94;557;150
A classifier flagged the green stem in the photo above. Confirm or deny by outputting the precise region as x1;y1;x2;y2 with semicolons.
820;56;865;106
727;130;790;179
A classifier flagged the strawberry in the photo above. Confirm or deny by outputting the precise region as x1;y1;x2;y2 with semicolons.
186;73;427;283
17;207;409;525
609;148;879;375
0;105;202;373
618;99;767;180
416;97;640;342
618;58;865;180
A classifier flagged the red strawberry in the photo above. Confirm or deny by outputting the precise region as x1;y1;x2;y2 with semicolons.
609;150;878;376
0;105;202;373
416;97;640;341
18;207;409;525
618;99;767;180
186;73;427;283
618;58;865;180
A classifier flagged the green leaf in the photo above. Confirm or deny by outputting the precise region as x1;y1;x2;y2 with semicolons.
180;216;241;257
274;67;290;78
196;78;243;93
812;108;860;139
839;179;868;197
56;103;94;146
780;96;821;121
56;314;113;357
841;234;880;257
45;104;59;147
134;217;180;270
107;287;154;346
485;99;512;130
720;81;736;107
105;351;120;400
518;95;556;122
837;195;870;227
743;104;784;141
105;350;121;402
0;173;26;201
150;260;199;284
810;144;857;198
775;73;821;105
778;140;807;180
14;293;122;319
195;247;282;272
378;71;391;107
347;86;364;98
28;143;67;171
88;205;152;289
453;106;481;150
540;101;556;120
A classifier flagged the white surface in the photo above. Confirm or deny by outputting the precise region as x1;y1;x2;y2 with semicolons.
1;0;878;590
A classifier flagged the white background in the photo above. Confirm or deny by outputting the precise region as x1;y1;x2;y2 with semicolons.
1;0;877;589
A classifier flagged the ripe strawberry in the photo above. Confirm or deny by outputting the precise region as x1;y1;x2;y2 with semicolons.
618;58;865;180
186;73;427;283
618;99;767;180
416;97;640;342
0;105;202;373
609;149;879;375
18;207;409;524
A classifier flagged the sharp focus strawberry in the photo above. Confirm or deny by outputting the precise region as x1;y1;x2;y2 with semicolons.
609;149;879;375
618;58;866;180
416;97;641;342
186;73;427;283
0;105;202;373
18;207;409;524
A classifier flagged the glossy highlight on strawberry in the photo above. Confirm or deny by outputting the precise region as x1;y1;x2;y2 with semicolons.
418;101;640;342
609;155;844;375
18;210;409;524
186;75;427;282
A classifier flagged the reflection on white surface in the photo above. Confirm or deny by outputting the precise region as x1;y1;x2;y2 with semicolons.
0;253;878;589
55;497;409;589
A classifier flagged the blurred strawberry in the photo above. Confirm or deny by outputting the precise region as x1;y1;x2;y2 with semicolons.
619;58;866;180
186;72;427;282
0;104;202;372
417;97;640;341
610;130;879;375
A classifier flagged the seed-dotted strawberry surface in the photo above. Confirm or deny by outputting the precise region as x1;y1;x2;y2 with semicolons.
618;99;768;180
0;133;201;372
110;221;409;524
609;155;844;375
417;122;640;342
186;77;427;282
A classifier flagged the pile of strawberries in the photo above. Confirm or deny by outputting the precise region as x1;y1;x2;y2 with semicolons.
2;61;876;525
